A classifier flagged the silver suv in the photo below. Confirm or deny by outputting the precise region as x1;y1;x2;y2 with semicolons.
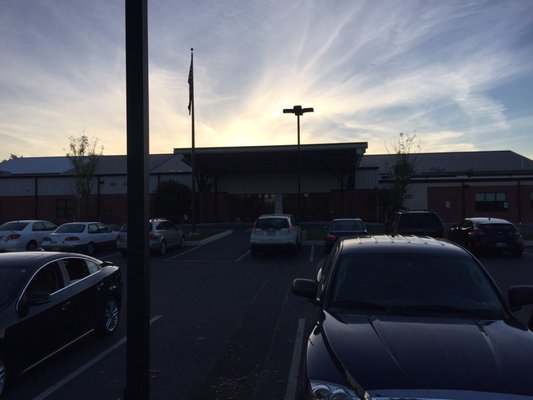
250;214;302;256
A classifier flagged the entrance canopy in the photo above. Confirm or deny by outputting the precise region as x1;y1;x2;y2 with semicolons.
174;142;368;176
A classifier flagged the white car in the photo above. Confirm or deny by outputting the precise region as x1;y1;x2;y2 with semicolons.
250;214;302;256
0;220;57;251
116;218;185;256
42;222;117;255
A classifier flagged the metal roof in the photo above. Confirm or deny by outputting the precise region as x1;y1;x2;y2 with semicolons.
0;154;190;176
360;151;533;177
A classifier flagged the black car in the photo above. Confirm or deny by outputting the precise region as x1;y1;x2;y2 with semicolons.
448;217;524;257
292;235;533;400
324;218;369;253
387;210;445;238
0;252;122;397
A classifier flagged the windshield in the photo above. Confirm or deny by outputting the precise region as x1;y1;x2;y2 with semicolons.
0;222;28;232
331;220;365;231
328;252;505;318
55;224;86;234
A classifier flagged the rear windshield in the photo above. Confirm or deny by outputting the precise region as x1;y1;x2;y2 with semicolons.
398;214;442;229
331;220;365;231
480;223;514;233
256;218;289;230
0;222;29;231
56;224;86;234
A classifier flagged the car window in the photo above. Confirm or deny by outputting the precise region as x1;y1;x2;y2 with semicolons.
0;222;28;231
97;223;108;233
56;224;85;233
26;261;64;295
64;258;95;282
88;224;99;234
43;221;57;231
329;252;504;316
460;220;473;229
32;222;45;231
256;218;289;230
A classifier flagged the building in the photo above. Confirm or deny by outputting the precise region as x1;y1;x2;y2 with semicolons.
1;145;533;225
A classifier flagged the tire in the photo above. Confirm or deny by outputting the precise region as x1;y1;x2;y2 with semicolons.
86;242;95;256
512;248;523;258
0;354;7;398
96;297;120;336
179;236;185;249
159;240;167;255
26;240;38;251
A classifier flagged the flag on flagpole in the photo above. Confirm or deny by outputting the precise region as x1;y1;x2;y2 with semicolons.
188;50;193;115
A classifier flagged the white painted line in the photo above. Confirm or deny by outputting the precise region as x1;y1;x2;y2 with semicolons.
285;318;306;400
33;315;162;400
235;250;250;262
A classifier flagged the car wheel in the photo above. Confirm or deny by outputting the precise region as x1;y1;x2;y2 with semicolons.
159;240;167;255
0;354;7;397
86;242;96;256
96;297;120;336
512;248;523;258
26;240;38;251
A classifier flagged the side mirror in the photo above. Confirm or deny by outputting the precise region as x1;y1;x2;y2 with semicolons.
292;278;317;301
508;286;533;311
18;291;51;315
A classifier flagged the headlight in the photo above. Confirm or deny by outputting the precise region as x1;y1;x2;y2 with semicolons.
310;380;371;400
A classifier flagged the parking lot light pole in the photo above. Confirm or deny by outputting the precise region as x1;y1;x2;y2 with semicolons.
283;105;314;220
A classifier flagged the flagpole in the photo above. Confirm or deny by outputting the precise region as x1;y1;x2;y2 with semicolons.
189;48;196;232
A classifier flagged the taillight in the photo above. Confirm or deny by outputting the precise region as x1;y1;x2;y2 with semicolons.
65;236;80;241
43;237;51;242
6;234;21;240
326;233;336;241
149;233;157;240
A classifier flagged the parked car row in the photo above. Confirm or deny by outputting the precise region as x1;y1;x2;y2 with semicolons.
0;218;185;256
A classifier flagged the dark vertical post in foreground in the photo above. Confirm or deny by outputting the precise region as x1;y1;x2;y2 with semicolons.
125;0;150;398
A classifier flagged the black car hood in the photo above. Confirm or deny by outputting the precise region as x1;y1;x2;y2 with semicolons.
313;311;533;396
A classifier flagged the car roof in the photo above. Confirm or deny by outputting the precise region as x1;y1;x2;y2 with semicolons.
257;214;293;219
0;251;90;270
338;235;466;256
466;217;512;224
330;218;363;222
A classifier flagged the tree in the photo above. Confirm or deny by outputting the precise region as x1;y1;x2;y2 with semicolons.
1;154;22;162
66;134;103;220
385;132;420;212
151;180;192;223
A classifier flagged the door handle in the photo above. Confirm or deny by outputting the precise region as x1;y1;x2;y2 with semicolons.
61;301;72;311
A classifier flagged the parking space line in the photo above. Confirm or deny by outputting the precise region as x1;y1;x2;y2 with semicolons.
235;250;250;262
33;315;162;400
285;318;306;400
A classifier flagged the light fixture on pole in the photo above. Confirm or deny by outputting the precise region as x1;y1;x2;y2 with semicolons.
283;105;314;219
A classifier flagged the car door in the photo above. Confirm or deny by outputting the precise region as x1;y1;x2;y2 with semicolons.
61;256;103;335
7;261;73;373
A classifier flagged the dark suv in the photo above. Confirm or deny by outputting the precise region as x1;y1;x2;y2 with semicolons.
387;210;445;238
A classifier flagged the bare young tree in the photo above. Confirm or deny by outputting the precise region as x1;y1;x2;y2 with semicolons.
385;132;420;212
66;134;103;220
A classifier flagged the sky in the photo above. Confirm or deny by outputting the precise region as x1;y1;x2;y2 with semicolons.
1;0;533;162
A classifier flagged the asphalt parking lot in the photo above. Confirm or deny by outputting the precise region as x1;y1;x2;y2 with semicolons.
4;230;533;400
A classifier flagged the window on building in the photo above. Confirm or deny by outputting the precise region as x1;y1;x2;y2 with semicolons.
475;192;507;212
57;199;75;218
